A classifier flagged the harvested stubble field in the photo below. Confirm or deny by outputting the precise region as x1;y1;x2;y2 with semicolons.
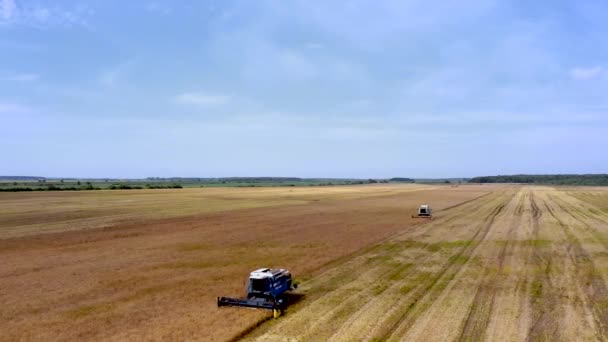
248;186;608;341
3;185;608;341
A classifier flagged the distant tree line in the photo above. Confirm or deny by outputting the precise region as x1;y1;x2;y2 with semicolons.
0;176;45;181
1;175;421;191
146;177;367;184
469;174;608;186
0;184;100;192
390;177;415;183
146;177;302;182
0;183;183;192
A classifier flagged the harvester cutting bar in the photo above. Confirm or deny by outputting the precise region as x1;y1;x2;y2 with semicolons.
217;296;284;310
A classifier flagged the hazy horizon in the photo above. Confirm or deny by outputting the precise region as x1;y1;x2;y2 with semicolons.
0;174;466;180
2;1;607;178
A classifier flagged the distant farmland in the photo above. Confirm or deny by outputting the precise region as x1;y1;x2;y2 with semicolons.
3;184;608;340
0;177;395;192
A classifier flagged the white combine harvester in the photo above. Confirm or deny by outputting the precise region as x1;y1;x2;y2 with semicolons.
412;204;432;219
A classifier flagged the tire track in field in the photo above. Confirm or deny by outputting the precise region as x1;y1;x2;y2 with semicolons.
439;192;493;212
525;192;563;341
542;197;608;339
378;196;509;341
247;190;512;342
403;191;498;236
326;192;509;341
567;192;608;224
550;193;608;250
247;190;504;340
483;188;538;341
457;189;526;341
297;192;507;341
293;253;419;342
540;193;604;340
553;193;608;331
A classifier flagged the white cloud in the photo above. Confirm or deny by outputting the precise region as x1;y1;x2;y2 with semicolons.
99;69;119;86
305;42;323;49
174;92;231;106
146;2;172;15
570;66;604;80
1;0;16;20
98;59;137;86
0;102;30;114
0;2;92;29
1;73;39;82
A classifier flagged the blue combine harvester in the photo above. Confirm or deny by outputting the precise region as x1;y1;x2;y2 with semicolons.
217;268;297;318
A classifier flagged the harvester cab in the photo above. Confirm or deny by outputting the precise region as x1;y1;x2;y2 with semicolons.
217;268;296;318
412;204;432;219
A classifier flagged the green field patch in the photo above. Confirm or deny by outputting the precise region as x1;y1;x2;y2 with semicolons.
314;270;361;293
399;240;428;249
434;279;451;292
400;284;415;294
413;271;434;283
589;237;608;245
365;254;388;264
379;240;427;253
589;207;602;215
426;244;441;252
65;302;115;319
448;254;470;265
387;263;414;281
528;239;552;247
594;251;608;259
176;243;208;252
427;240;471;251
379;242;405;253
501;265;513;275
373;284;389;295
494;239;552;247
530;280;543;300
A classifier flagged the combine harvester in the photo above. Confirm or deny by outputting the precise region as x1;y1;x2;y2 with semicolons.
217;268;297;318
412;204;433;219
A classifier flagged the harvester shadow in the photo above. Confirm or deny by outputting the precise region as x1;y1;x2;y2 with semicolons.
227;293;307;342
284;292;306;309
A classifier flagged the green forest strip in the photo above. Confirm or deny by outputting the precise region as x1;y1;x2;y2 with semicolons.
469;174;608;186
0;179;397;192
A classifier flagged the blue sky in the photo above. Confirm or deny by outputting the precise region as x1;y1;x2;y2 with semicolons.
1;0;607;178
